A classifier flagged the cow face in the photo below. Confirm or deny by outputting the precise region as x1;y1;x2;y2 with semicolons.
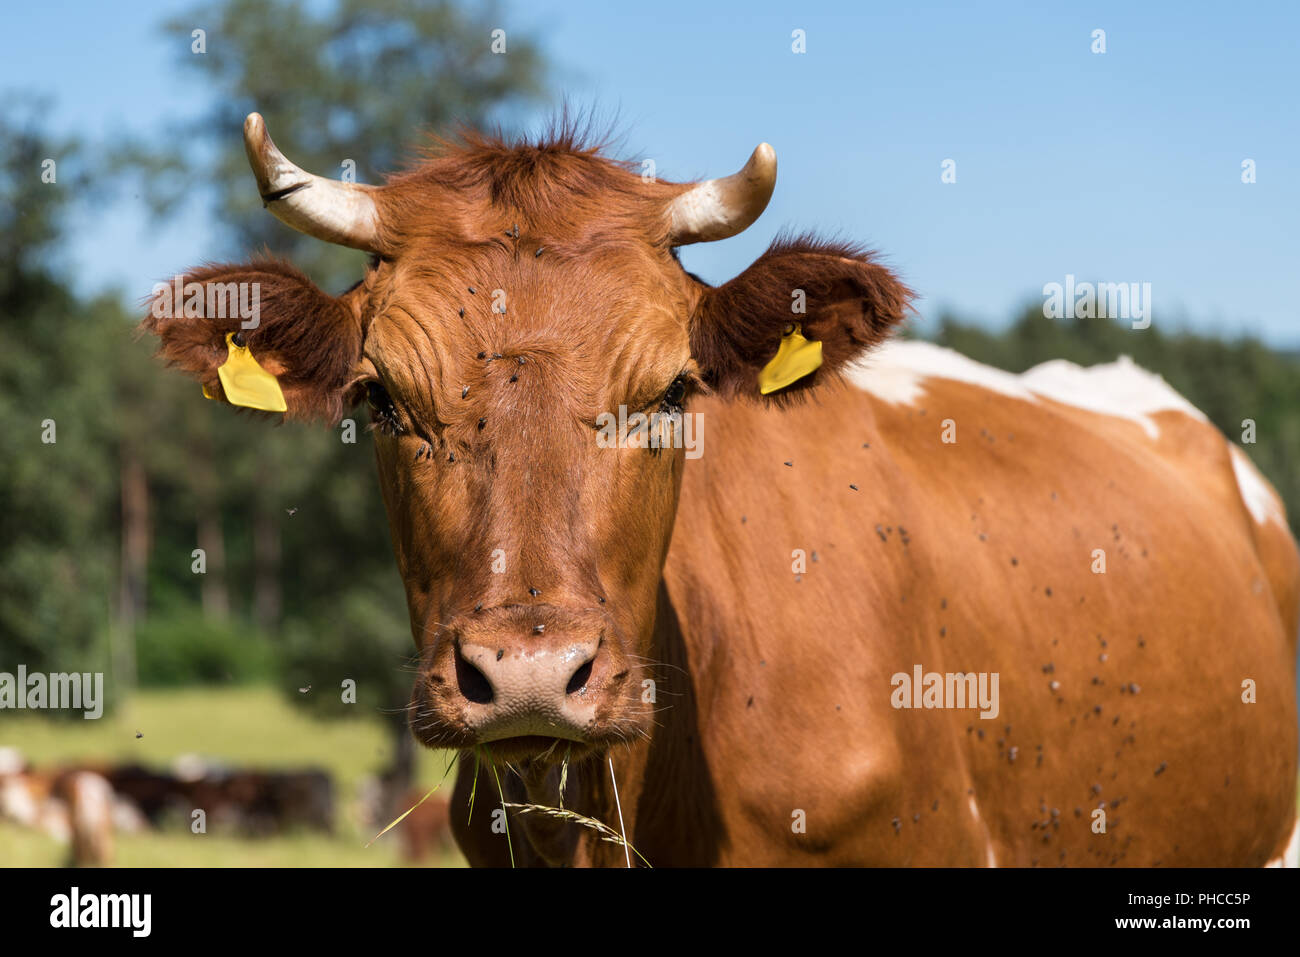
144;115;909;766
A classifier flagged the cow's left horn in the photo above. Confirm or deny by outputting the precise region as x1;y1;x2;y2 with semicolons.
243;112;382;253
668;143;777;245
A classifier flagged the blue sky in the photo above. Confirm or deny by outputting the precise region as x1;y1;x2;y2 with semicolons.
4;0;1298;344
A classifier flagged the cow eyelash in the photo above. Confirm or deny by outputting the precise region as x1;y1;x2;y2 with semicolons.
365;380;407;436
643;371;696;458
658;371;695;415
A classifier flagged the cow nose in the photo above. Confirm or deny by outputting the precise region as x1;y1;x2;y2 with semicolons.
452;634;600;741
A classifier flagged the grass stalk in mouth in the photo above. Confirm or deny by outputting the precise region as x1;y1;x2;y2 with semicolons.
483;743;515;868
374;742;646;867
502;802;651;868
608;756;631;868
466;746;481;825
365;750;457;848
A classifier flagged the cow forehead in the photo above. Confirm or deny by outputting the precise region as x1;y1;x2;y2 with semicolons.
378;138;680;249
362;247;694;414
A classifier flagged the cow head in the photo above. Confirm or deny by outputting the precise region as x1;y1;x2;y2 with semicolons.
144;114;909;766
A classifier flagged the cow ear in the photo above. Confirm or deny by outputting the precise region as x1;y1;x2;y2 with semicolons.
141;258;366;422
688;236;912;400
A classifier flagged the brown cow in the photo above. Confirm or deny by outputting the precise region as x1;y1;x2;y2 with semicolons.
143;113;1299;867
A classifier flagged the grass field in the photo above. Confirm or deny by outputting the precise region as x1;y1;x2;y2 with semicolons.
0;685;465;867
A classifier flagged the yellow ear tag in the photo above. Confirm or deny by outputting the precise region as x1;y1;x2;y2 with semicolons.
215;332;287;412
758;323;823;395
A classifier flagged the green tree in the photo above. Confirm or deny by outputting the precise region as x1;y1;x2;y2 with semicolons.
0;102;119;689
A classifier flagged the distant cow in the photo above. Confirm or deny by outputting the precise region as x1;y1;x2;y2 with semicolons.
143;113;1299;866
64;771;115;867
0;753;126;866
106;763;334;835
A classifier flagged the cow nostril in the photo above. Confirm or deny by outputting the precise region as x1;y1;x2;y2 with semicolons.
454;647;494;704
566;658;594;696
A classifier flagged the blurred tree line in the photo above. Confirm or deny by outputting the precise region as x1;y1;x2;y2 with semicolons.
1;0;546;790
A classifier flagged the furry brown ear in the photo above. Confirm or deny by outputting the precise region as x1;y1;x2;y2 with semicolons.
141;258;364;422
689;235;912;400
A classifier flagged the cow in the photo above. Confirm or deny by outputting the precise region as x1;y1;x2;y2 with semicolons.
64;771;116;867
0;751;139;866
142;113;1299;867
105;761;335;836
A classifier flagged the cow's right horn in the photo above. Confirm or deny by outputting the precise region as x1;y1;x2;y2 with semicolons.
243;112;382;253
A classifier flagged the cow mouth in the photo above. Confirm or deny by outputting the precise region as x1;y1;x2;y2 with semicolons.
406;702;611;760
476;735;594;765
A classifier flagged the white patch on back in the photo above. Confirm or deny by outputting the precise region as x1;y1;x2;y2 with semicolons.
1231;445;1288;529
849;340;1286;528
851;340;1034;408
848;339;1206;440
1020;355;1207;438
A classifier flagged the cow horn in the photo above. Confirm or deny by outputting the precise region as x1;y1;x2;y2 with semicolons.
243;112;382;252
668;143;777;245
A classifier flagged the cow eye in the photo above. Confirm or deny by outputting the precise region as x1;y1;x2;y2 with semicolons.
366;381;390;411
662;374;689;410
365;380;405;436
